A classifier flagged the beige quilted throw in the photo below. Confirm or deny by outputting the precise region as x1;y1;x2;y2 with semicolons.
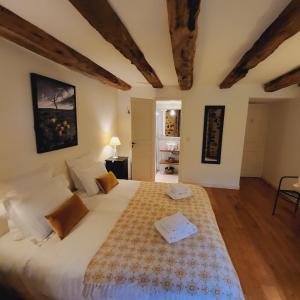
84;182;244;299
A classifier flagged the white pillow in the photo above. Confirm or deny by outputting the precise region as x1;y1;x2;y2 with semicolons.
66;155;96;191
4;176;72;241
3;194;30;240
74;161;107;196
0;174;69;241
1;166;53;241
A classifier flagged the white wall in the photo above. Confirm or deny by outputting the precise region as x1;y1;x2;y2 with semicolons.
0;38;118;180
157;86;249;189
241;103;270;177
263;99;300;188
117;83;299;189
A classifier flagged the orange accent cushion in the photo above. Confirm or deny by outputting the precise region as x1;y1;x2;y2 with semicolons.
45;193;89;239
96;171;119;194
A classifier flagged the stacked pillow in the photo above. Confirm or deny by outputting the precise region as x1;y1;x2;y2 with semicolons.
45;193;89;239
1;165;88;242
66;154;96;191
4;177;73;241
66;155;108;196
1;154;116;242
1;165;54;240
96;171;119;194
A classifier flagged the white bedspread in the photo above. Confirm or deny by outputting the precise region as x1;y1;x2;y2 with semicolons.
0;180;243;300
0;180;140;300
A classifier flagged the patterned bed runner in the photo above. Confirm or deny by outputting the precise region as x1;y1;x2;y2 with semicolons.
84;182;244;299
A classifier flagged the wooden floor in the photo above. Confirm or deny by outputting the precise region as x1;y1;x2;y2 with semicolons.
207;178;300;300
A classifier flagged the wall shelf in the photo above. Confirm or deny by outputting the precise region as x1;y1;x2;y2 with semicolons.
160;149;180;154
160;159;179;165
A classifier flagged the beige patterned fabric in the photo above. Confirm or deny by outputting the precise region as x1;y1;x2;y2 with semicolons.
84;182;244;299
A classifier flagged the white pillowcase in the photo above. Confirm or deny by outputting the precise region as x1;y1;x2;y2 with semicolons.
1;165;54;240
66;154;96;191
74;161;107;196
4;175;72;241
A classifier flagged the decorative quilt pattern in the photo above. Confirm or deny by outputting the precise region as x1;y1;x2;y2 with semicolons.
84;182;244;299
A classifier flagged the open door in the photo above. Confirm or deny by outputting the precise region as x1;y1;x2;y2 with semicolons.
131;98;155;181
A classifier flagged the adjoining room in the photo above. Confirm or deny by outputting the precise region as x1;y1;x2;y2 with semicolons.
155;100;181;183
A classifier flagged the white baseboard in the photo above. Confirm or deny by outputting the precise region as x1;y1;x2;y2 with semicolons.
181;179;240;190
201;182;240;190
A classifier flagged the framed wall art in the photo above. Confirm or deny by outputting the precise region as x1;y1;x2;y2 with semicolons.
201;105;225;164
30;73;78;153
165;109;181;137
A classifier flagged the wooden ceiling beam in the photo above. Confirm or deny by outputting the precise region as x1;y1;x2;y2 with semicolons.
69;0;163;88
220;0;300;89
0;5;131;90
167;0;201;90
264;66;300;92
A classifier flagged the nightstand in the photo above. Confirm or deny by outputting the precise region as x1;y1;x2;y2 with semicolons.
105;156;128;179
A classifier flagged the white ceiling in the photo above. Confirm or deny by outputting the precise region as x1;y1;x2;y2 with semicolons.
0;0;299;88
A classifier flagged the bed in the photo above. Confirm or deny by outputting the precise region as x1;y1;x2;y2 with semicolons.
0;180;244;300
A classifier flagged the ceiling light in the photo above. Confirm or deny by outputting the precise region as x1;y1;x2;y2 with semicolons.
170;109;176;116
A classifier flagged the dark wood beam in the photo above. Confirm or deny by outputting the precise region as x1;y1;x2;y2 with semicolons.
69;0;162;88
166;0;201;90
220;0;300;89
264;66;300;92
0;5;130;90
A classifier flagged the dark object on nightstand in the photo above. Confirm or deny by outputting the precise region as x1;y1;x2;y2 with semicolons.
105;156;128;179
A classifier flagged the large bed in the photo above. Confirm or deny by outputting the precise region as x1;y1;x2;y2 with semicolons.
0;180;244;300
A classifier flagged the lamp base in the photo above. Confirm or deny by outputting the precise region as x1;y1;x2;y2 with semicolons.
112;145;118;159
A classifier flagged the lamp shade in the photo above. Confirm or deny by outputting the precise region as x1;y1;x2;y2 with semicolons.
110;136;121;146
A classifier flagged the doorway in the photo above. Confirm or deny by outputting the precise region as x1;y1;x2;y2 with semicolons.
241;102;270;177
155;100;182;183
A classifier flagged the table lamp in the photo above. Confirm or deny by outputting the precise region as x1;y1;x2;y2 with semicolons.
110;136;121;159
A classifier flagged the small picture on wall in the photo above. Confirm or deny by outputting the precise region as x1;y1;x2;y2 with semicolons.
201;105;225;164
165;109;181;137
30;73;78;153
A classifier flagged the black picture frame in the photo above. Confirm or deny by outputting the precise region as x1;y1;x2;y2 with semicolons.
201;105;225;164
30;73;78;153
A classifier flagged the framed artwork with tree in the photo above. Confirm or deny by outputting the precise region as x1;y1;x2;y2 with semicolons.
30;73;78;153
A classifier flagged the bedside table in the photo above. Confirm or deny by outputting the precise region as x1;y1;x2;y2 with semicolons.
105;156;128;179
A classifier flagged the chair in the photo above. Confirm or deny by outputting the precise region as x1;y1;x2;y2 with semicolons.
272;176;300;215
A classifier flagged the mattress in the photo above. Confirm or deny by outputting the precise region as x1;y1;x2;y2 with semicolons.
0;180;244;300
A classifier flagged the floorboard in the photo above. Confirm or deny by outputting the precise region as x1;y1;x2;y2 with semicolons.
206;178;300;300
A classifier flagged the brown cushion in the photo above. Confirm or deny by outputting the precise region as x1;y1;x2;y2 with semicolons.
96;171;119;194
45;193;89;239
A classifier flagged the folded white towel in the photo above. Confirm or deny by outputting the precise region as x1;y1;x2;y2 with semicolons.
167;190;192;200
155;212;197;243
167;183;192;200
169;183;190;194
